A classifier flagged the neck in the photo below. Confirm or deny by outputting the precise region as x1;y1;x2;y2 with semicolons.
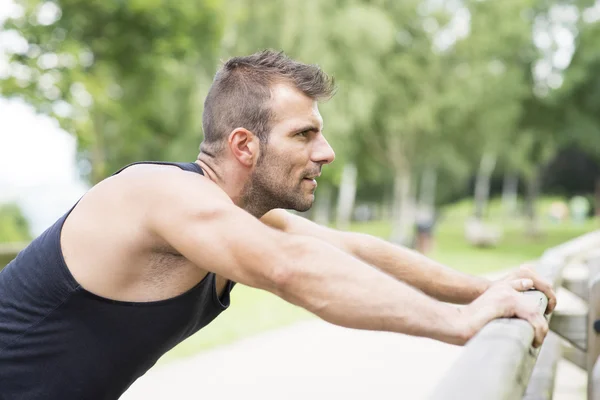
196;153;268;218
195;153;222;186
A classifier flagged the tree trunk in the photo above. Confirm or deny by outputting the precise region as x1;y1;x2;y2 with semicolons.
418;166;437;211
390;169;414;245
335;163;357;231
313;183;332;226
525;168;542;237
596;177;600;217
502;171;519;218
474;151;497;219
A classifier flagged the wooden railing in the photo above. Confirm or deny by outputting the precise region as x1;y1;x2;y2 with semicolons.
431;230;600;400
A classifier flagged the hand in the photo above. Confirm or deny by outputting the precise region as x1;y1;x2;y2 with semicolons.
496;263;557;315
460;278;549;348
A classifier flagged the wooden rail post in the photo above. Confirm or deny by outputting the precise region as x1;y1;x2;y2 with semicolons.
523;332;562;400
429;287;551;400
587;252;600;400
430;230;600;400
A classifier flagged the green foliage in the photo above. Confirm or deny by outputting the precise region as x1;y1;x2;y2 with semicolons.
2;0;225;182
0;203;31;243
1;0;599;201
555;19;600;161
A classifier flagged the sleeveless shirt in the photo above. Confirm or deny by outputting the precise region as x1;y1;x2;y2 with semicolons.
0;161;234;399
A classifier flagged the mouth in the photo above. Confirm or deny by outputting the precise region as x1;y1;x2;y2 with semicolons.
304;172;321;180
303;177;318;186
302;169;321;187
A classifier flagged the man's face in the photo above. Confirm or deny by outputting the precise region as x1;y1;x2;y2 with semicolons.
243;84;335;213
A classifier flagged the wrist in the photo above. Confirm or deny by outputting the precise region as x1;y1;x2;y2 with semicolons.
474;277;492;299
438;304;472;346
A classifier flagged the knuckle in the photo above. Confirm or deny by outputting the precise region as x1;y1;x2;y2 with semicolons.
520;264;533;273
530;311;541;320
505;293;518;308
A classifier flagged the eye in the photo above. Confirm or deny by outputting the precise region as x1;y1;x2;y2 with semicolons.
297;130;310;138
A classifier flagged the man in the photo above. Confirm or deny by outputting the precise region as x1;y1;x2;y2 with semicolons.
0;50;555;399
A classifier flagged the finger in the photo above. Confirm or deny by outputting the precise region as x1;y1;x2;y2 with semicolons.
529;276;556;314
510;278;534;292
505;264;535;281
545;290;558;314
514;300;547;348
526;312;543;348
519;269;556;314
519;263;536;275
533;315;549;348
503;264;533;280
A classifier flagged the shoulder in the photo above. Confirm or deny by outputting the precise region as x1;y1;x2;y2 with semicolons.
76;163;234;244
108;165;235;242
108;163;232;207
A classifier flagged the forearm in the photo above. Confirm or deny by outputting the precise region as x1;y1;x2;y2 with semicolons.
341;232;490;304
276;235;467;345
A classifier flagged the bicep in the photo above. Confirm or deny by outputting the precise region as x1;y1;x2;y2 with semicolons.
147;177;288;292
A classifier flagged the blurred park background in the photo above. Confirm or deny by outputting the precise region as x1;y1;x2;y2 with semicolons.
1;0;600;365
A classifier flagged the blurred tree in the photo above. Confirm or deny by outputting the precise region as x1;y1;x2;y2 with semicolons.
3;0;598;231
1;0;225;183
450;0;594;234
451;0;538;223
0;203;31;243
556;16;600;215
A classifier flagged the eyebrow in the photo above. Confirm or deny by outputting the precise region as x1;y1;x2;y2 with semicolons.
292;125;322;134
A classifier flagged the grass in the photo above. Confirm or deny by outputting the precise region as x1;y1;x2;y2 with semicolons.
157;198;599;364
350;218;598;275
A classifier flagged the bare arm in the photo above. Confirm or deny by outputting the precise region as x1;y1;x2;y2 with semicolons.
261;209;490;304
145;172;468;345
340;232;490;304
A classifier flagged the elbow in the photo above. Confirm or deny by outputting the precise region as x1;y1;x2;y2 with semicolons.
263;234;309;299
263;235;334;316
268;265;295;297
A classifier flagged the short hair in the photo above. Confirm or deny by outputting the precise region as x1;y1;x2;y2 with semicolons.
200;50;336;156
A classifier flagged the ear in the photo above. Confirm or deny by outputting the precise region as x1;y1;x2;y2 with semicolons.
228;128;260;167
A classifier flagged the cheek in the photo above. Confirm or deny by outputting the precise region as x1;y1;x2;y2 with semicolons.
270;149;304;176
260;153;295;183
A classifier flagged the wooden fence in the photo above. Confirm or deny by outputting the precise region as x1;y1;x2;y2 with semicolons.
431;230;600;400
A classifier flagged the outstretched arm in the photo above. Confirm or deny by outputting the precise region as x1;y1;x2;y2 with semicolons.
143;171;548;347
261;209;490;304
261;210;556;314
144;172;468;344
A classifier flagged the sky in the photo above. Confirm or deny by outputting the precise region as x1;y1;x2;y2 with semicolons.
0;0;88;236
0;97;88;236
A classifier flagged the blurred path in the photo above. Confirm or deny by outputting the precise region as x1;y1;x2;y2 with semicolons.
121;277;587;400
121;319;463;400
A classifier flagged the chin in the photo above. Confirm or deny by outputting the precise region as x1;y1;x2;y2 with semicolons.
293;196;314;212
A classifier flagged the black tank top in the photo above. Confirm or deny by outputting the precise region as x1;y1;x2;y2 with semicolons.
0;161;235;399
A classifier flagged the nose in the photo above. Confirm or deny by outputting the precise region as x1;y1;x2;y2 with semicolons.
312;134;336;165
